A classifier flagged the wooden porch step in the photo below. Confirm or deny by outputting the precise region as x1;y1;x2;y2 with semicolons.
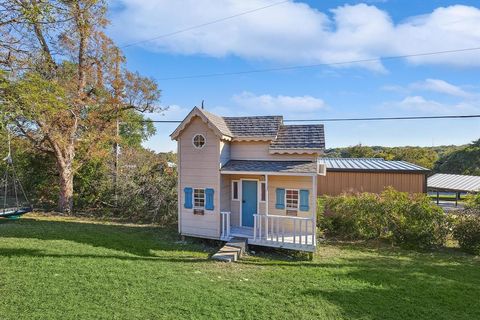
211;238;247;262
226;237;248;254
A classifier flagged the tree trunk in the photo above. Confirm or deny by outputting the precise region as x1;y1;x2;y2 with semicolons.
57;158;74;214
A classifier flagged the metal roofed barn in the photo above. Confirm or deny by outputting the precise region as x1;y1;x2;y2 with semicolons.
317;158;430;196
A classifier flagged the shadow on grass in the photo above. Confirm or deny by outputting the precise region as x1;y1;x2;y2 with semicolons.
300;254;480;320
0;247;207;263
242;241;480;320
0;217;218;259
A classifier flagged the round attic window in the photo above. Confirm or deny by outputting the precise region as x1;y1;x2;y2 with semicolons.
192;134;206;149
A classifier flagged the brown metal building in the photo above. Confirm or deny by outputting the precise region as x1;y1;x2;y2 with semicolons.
317;158;430;196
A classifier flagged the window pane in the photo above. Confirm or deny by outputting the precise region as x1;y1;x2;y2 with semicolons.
261;182;266;201
194;188;205;208
193;134;205;148
286;189;298;209
233;181;238;200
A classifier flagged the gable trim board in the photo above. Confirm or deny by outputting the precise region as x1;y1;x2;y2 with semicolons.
269;149;323;155
170;107;232;141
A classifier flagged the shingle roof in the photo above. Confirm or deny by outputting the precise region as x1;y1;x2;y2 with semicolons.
270;125;325;149
318;158;429;172
172;107;325;151
221;160;318;174
201;109;232;137
223;116;282;138
428;173;480;193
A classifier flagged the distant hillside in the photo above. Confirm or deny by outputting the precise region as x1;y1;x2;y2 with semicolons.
324;141;478;174
433;139;480;176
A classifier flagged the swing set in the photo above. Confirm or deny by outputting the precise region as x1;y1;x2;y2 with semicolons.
1;130;32;219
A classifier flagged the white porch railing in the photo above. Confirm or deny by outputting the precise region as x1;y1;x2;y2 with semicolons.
253;214;316;247
220;211;231;240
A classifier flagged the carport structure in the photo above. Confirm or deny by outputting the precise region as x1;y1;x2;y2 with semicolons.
427;173;480;206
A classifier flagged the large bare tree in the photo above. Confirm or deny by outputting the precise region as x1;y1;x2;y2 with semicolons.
0;0;162;213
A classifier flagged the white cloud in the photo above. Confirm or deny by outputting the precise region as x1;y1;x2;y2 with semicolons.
232;91;326;114
384;95;479;113
110;1;480;71
410;79;472;98
392;96;447;112
382;78;474;97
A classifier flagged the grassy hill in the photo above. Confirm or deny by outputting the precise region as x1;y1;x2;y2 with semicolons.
1;214;479;320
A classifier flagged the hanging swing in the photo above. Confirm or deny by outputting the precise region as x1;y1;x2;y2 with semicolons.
0;131;32;219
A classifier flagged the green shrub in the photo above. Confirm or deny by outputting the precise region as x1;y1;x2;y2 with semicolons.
453;214;480;255
464;193;480;211
382;189;448;249
320;193;386;240
320;187;449;248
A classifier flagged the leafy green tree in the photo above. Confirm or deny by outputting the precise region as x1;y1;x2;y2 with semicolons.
115;147;178;224
340;144;375;158
388;147;438;169
434;139;480;175
0;0;162;213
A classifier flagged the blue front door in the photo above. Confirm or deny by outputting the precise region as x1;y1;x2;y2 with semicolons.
242;181;257;227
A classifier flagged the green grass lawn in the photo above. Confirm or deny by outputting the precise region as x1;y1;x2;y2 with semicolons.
1;215;479;320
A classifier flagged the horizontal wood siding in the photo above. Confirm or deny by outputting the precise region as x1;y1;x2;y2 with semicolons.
230;141;316;161
267;175;315;232
267;175;314;218
220;175;230;213
179;116;221;238
317;171;426;196
222;174;313;231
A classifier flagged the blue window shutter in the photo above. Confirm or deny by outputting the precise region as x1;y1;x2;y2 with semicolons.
205;188;214;210
275;188;285;209
184;187;193;209
300;189;309;211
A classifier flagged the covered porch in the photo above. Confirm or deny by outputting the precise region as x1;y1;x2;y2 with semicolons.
219;160;321;252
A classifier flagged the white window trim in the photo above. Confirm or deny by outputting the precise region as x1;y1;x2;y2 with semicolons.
192;134;206;149
285;188;300;210
193;188;205;209
231;180;240;201
260;182;266;203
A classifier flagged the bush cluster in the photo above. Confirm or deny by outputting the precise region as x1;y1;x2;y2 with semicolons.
453;214;480;255
464;193;480;211
318;188;449;249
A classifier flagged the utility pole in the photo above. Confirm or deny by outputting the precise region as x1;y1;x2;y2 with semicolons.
113;50;121;208
114;116;119;207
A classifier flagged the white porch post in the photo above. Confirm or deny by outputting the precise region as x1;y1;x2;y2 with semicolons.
265;174;269;215
312;174;317;244
265;174;269;240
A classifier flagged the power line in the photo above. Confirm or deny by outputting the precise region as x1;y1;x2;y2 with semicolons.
155;46;480;80
120;0;289;49
284;114;480;122
143;114;480;123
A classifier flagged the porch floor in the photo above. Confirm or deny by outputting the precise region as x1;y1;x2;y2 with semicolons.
227;226;316;252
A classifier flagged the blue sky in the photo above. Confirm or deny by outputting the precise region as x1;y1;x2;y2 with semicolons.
107;0;480;152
